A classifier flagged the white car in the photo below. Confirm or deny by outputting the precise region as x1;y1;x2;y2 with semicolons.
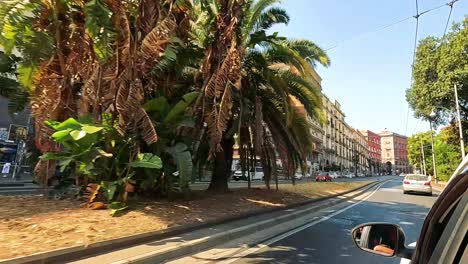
402;174;432;195
232;167;264;181
330;172;340;179
344;173;354;179
293;171;305;180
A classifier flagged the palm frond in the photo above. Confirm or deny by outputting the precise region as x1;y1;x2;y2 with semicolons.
254;7;289;31
244;0;281;35
282;39;330;67
116;79;158;145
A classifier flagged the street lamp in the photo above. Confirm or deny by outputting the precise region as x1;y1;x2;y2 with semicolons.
429;111;438;183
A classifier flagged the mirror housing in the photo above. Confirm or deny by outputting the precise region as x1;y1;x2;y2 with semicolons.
351;223;414;259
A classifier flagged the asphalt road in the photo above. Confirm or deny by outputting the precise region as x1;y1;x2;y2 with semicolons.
190;175;391;190
229;177;438;264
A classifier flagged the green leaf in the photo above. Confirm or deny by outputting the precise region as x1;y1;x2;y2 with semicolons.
108;201;125;209
130;153;163;169
110;206;128;216
164;92;200;124
174;151;193;191
82;125;104;134
182;91;200;104
178;118;196;128
167;142;188;154
70;130;87;140
48;118;82;131
17;63;38;91
52;129;72;141
102;181;119;201
143;96;170;114
40;152;67;161
108;201;128;216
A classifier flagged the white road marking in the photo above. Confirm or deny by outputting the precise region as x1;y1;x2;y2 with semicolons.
217;181;390;264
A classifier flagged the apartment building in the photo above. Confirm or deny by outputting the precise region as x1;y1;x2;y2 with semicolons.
379;130;410;174
360;130;382;174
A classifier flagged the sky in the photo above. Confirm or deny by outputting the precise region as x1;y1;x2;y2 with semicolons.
271;0;468;136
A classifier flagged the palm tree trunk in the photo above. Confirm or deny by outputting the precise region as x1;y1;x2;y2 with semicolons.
208;137;234;193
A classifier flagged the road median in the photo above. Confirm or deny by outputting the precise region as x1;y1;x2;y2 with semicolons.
1;180;384;264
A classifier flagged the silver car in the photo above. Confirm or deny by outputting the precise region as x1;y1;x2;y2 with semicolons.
402;174;432;195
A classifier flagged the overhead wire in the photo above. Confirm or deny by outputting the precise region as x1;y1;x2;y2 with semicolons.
325;1;459;51
405;0;420;136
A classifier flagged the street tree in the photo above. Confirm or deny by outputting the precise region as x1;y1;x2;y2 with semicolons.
406;17;467;130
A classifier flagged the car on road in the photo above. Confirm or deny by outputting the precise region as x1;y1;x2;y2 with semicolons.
315;172;332;182
293;171;308;180
351;156;468;264
344;173;354;179
400;173;406;177
330;171;340;179
232;167;264;181
402;174;432;196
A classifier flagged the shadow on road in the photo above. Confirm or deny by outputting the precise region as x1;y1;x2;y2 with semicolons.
188;184;435;264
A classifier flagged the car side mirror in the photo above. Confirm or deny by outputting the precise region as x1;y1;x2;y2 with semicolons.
351;223;414;259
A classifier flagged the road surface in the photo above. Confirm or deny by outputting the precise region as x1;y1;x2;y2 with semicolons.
190;175;391;190
221;177;437;264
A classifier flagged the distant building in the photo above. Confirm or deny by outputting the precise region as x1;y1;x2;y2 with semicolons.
379;130;409;174
353;129;370;175
321;95;348;172
360;130;382;174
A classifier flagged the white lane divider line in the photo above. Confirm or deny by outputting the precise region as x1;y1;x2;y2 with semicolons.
217;181;389;264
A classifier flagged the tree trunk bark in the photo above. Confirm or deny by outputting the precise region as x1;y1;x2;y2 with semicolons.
207;137;234;193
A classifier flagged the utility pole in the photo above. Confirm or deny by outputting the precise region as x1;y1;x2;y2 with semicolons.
429;121;438;183
454;84;465;159
420;137;427;175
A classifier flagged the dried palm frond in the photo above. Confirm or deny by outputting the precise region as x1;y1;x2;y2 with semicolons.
201;0;243;156
115;78;158;144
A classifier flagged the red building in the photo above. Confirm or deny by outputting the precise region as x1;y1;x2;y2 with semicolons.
360;130;382;174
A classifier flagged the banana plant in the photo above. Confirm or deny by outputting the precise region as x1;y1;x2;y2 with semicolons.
40;115;163;201
144;91;199;195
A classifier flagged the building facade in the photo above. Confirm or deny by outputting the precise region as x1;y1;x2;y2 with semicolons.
321;95;349;172
353;129;370;175
360;130;382;174
379;130;409;174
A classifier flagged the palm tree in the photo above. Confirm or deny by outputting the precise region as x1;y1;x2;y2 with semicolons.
0;0;194;185
193;0;330;192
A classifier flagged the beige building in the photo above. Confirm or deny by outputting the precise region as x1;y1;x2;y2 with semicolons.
321;95;352;172
379;130;410;174
352;129;370;175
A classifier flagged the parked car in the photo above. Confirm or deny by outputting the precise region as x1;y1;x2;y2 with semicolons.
350;156;468;264
294;171;308;180
232;167;264;181
402;174;432;196
315;172;332;182
329;171;340;179
399;173;406;177
344;173;354;179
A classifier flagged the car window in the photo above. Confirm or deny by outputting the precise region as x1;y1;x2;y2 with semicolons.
412;172;468;263
256;168;263;172
405;175;428;181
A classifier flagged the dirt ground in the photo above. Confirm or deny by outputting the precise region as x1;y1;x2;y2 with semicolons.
0;181;371;260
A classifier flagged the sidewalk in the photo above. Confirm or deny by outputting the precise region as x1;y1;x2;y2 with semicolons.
2;180;384;264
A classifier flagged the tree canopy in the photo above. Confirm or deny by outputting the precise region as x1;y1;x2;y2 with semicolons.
406;17;468;127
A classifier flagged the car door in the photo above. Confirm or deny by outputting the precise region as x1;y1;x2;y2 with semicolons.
411;171;467;264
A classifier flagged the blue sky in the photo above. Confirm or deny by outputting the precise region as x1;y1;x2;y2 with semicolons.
271;0;468;136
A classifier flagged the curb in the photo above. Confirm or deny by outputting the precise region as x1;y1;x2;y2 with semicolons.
2;180;384;264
